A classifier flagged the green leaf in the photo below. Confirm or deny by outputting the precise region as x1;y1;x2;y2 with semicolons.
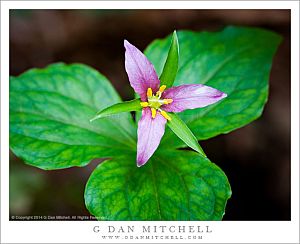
90;98;141;122
9;63;136;170
167;113;206;157
159;30;179;88
145;26;282;147
85;150;231;220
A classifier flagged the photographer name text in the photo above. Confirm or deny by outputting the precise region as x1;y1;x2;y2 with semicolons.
93;225;212;234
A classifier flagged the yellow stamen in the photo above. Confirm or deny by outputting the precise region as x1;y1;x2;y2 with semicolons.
147;88;153;97
163;99;173;104
159;85;166;93
156;91;161;97
140;102;149;107
160;110;171;121
151;108;157;118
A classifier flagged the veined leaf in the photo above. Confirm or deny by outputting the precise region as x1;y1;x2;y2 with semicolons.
145;27;282;147
167;113;206;157
85;150;231;220
159;30;179;88
90;98;141;122
9;63;136;170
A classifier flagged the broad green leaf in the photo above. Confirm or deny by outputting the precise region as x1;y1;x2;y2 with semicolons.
9;63;136;170
85;150;231;220
167;113;205;157
159;30;179;88
90;98;141;122
145;26;282;147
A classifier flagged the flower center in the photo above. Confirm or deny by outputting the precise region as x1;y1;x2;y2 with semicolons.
140;85;173;120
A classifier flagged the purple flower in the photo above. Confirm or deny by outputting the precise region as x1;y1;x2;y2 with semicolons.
124;40;227;167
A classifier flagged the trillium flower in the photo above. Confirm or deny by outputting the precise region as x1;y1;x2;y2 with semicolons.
124;40;227;166
91;32;227;167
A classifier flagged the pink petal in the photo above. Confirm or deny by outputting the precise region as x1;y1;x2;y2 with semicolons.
161;84;227;112
124;40;160;101
137;107;167;167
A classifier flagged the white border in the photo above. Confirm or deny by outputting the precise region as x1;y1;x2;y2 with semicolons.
1;1;299;243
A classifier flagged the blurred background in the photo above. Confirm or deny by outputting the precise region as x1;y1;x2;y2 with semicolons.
9;9;290;220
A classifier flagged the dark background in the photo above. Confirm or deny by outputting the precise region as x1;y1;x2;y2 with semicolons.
9;10;291;220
